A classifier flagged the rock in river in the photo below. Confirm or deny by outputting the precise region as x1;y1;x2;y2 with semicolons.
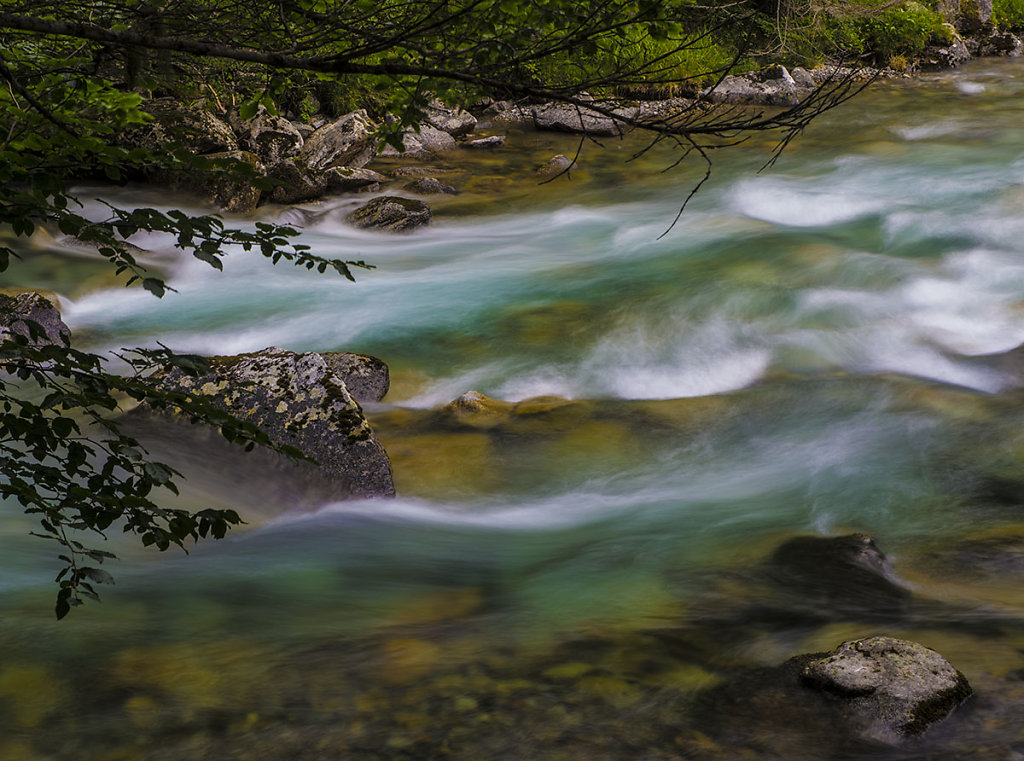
155;346;394;499
801;636;972;744
348;196;431;232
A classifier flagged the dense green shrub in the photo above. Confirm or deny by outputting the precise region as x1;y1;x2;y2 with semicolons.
858;2;951;60
994;0;1024;29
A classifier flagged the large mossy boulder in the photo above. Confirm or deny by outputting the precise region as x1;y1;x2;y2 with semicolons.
348;196;431;232
299;110;379;171
0;291;70;347
800;636;972;744
156;346;394;499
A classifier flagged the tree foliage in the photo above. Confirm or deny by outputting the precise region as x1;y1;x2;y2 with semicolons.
0;0;868;617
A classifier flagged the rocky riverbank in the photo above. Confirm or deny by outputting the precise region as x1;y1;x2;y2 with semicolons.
114;0;1021;232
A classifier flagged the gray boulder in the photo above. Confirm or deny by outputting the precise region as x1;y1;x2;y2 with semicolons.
267;158;328;204
324;167;388;193
235;107;304;166
403;177;458;195
379;124;457;159
155;346;394;499
703;66;802;106
0;291;71;347
801;636;972;744
299;110;378;171
348;196;431;232
463;135;506;149
424;100;478;137
321;352;390;403
135;99;238;155
531;101;636;136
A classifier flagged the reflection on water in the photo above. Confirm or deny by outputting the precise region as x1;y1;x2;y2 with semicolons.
4;58;1024;760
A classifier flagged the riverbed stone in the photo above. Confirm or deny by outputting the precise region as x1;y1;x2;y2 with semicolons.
348;196;431;232
766;533;912;619
403;176;458;196
324;166;388;193
462;135;506;149
921;29;972;68
379;124;458;159
531;101;636;136
0;291;70;347
536;154;574;178
155;346;394;499
299;109;379;171
425;100;478;137
800;636;972;743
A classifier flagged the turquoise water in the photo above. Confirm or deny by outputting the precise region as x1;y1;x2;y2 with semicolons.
4;59;1024;759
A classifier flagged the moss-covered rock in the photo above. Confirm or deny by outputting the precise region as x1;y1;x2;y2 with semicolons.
156;346;394;498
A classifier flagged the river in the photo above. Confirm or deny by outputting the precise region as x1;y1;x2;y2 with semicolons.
3;58;1024;760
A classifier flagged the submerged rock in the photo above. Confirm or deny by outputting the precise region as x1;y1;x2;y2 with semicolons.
536;154;574;178
404;177;459;195
765;533;912;618
155;346;394;499
0;291;70;347
800;636;972;744
348;196;431;232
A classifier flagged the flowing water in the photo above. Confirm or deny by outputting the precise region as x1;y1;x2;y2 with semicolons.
5;59;1024;760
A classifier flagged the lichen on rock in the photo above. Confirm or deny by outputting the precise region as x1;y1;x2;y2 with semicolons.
156;346;394;499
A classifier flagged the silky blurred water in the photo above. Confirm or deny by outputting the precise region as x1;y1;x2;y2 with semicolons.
4;59;1024;760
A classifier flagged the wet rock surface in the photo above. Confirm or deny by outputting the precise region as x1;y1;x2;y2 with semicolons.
348;195;432;232
155;346;394;499
800;636;972;743
765;533;913;620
